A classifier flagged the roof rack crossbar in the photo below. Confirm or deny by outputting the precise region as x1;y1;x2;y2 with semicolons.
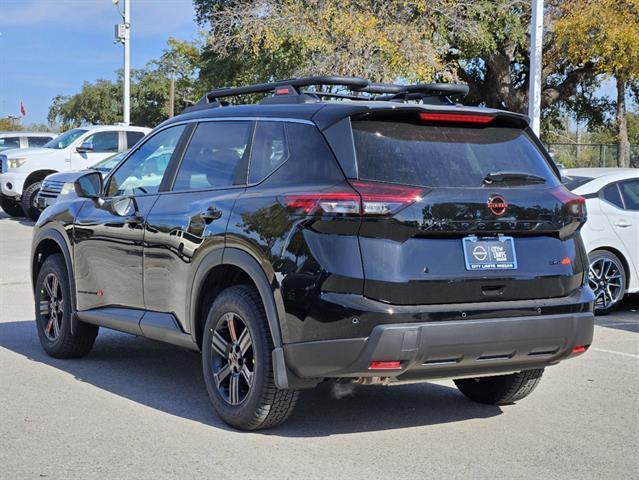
204;75;369;103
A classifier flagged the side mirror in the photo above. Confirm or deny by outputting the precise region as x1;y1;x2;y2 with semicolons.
74;171;103;199
76;141;94;153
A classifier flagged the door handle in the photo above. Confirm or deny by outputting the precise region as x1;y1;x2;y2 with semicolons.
200;206;222;223
613;220;632;228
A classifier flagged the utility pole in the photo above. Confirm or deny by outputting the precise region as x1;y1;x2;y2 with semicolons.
528;0;544;137
114;0;131;125
168;64;176;118
123;0;131;125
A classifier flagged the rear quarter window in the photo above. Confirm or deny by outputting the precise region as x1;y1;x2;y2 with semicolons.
352;120;559;188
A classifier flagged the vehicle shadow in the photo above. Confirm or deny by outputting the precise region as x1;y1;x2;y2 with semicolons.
595;294;639;333
0;320;502;436
0;210;35;226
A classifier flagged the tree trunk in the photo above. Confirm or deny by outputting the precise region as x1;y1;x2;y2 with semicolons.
616;78;630;168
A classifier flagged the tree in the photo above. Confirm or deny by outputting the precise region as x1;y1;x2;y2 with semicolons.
193;0;601;124
48;40;200;128
554;0;639;167
194;0;454;85
0;118;23;131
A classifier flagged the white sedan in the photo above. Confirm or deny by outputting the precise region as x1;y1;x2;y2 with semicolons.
564;168;639;314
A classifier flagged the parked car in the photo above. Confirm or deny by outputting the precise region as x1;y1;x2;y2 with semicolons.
0;125;150;220
30;76;594;430
36;151;128;211
564;168;639;314
0;131;56;151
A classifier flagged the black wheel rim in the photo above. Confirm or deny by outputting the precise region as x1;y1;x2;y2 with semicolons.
39;273;63;341
210;312;254;406
589;257;624;311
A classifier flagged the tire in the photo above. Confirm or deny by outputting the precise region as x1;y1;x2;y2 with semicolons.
35;254;99;358
202;285;298;430
21;181;42;221
588;249;627;315
454;369;544;405
0;195;25;217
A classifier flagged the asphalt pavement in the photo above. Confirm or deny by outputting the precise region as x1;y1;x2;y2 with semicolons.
1;210;637;480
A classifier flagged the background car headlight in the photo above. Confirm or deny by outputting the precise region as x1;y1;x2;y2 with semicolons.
59;182;76;196
7;158;27;169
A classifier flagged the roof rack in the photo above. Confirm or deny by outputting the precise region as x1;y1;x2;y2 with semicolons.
183;76;469;113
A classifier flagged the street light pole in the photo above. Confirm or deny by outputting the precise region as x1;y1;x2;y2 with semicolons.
123;0;131;126
168;65;176;118
528;0;544;137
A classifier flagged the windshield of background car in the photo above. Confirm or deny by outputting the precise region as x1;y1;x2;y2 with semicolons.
92;151;126;172
43;128;88;149
352;120;559;188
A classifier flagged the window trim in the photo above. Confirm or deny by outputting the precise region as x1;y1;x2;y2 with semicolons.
101;117;315;197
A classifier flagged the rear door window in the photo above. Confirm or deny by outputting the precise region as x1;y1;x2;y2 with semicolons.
0;137;20;149
126;131;145;148
173;121;252;190
602;183;624;209
27;136;52;147
352;120;559;188
249;121;289;183
619;180;639;211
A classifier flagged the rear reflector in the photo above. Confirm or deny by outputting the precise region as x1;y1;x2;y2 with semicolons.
283;181;424;216
572;345;589;354
561;257;571;265
419;112;495;124
369;361;402;370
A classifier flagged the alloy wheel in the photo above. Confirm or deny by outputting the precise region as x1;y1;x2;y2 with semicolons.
588;257;624;311
39;273;63;342
210;312;254;406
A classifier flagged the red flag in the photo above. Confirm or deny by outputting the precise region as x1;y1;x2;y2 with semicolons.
20;101;26;117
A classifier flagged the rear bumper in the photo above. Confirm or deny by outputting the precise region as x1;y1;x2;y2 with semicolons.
283;311;594;380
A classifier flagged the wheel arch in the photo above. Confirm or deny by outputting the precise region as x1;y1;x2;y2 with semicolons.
31;228;78;333
189;248;285;350
24;169;57;189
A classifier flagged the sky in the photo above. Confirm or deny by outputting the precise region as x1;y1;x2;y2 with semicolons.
0;0;199;125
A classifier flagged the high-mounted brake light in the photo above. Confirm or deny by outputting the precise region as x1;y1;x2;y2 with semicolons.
283;181;424;216
550;185;587;217
275;87;292;95
419;112;495;124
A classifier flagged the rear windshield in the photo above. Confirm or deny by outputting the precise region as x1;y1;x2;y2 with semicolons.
352;121;559;188
562;175;593;191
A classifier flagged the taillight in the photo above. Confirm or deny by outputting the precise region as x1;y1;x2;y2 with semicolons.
283;192;360;215
550;185;587;217
283;181;424;216
351;181;424;215
419;112;495;124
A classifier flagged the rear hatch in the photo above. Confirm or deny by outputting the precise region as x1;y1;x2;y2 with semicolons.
350;110;587;305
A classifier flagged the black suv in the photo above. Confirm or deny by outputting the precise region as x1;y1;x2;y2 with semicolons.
31;76;594;430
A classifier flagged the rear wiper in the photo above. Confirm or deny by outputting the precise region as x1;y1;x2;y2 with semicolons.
482;171;547;185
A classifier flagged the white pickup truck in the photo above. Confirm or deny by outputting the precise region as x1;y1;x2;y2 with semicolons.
0;125;150;219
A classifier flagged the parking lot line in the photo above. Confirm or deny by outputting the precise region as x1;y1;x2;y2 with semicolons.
591;347;639;359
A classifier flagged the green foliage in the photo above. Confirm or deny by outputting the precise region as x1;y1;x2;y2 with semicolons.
48;39;201;129
0;118;23;131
